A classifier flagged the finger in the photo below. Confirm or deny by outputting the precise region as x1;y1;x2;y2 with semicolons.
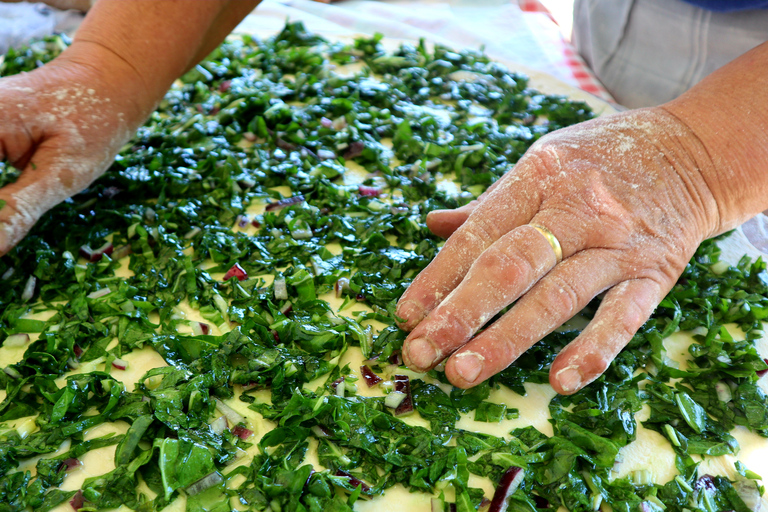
426;202;478;239
442;250;623;387
396;174;544;331
548;278;665;395
425;179;504;238
0;139;98;255
402;224;557;371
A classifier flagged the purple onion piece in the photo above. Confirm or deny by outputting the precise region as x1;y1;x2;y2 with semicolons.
694;474;716;494
393;375;414;416
232;425;253;440
757;358;768;378
335;470;371;493
70;490;85;510
265;195;305;212
344;141;365;159
335;278;350;298
360;365;383;387
60;457;81;472
489;467;525;512
358;185;382;197
223;262;248;282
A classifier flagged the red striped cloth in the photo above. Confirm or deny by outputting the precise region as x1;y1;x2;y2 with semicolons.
518;0;614;102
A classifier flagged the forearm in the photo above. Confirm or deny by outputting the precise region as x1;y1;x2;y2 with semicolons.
662;41;768;235
60;0;260;119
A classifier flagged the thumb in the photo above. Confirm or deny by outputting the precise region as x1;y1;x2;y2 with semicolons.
0;140;105;255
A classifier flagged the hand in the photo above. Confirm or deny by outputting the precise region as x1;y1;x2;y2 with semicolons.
396;108;723;394
0;44;147;255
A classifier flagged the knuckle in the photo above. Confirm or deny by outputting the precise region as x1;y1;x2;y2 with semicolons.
524;275;582;326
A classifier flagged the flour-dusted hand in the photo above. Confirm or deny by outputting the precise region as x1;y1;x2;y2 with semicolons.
397;35;768;395
0;50;145;255
0;0;261;256
396;108;723;393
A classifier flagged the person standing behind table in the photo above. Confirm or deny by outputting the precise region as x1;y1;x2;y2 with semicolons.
573;0;768;108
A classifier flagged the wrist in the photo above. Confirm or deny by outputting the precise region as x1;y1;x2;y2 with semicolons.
51;40;163;125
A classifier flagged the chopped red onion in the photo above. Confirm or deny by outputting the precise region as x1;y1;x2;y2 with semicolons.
392;375;414;416
1;267;14;280
360;366;382;387
219;80;232;92
111;358;128;371
87;287;112;299
388;352;403;366
60;457;81;471
280;302;293;315
242;132;257;142
358;185;382;197
210;415;228;435
265;195;305;212
757;358;768;378
21;275;36;302
191;322;210;336
232;425;253;440
251;219;261;229
489;467;525;512
320;117;333;128
344;141;365;159
214;398;245;426
4;333;30;348
223;262;248;281
237;215;250;228
73;345;83;359
479;497;492;510
186;472;224;496
694;474;716;495
334;278;350;298
79;242;114;263
274;278;288;300
70;490;85;510
533;495;550;509
271;330;280;342
356;293;365;301
335;470;370;493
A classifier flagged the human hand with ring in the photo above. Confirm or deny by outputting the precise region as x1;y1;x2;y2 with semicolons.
396;40;768;394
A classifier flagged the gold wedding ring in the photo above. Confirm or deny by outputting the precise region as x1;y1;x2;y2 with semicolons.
529;224;563;264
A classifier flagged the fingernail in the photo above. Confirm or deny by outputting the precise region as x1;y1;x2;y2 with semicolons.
454;352;484;383
556;366;583;393
406;337;440;370
396;299;424;329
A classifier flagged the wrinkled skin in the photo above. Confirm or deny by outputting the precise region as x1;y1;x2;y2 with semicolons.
396;108;724;394
0;49;145;254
